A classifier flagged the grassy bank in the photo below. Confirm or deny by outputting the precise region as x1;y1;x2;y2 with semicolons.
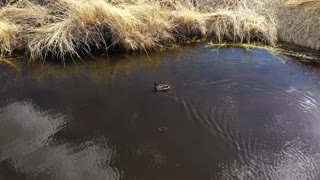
277;0;320;50
0;0;318;62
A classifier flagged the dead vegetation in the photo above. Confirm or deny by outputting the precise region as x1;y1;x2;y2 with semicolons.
0;20;19;56
0;0;317;62
277;0;320;50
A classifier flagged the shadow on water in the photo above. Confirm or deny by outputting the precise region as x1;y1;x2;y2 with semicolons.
1;44;320;179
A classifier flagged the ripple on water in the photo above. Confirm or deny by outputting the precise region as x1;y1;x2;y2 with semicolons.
284;86;320;114
164;79;320;180
164;91;243;150
217;138;320;180
1;46;320;179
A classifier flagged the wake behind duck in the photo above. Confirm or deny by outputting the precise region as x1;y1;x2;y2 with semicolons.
153;82;170;91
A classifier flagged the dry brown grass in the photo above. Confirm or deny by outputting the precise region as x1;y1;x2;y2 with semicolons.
0;21;19;56
277;0;320;50
0;0;51;54
0;0;317;62
27;0;176;62
204;8;276;45
170;6;205;41
28;0;107;61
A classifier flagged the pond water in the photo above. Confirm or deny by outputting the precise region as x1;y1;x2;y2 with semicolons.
1;44;320;180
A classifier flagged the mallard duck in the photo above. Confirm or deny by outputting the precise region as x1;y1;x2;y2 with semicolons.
153;82;170;91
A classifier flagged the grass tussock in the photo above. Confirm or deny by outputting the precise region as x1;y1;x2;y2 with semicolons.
204;8;276;45
27;0;177;61
0;0;318;62
277;0;320;50
0;21;19;56
171;7;205;41
0;0;279;61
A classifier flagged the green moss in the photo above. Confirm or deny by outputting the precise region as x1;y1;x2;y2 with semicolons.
206;42;320;63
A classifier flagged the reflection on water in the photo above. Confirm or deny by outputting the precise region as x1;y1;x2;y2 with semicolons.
1;44;320;179
0;100;119;180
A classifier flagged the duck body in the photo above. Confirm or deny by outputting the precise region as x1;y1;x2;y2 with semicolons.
153;82;170;91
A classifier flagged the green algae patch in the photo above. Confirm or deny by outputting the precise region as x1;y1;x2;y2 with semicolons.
206;42;320;63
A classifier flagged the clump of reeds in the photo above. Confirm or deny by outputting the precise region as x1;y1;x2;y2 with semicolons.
277;0;320;50
204;8;276;45
170;5;206;41
27;0;107;61
0;0;280;62
0;21;19;56
0;0;51;54
27;0;177;62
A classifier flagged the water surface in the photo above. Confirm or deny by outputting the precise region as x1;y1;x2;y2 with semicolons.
1;44;320;180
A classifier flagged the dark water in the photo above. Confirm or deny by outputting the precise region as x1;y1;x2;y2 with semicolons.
1;44;320;180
